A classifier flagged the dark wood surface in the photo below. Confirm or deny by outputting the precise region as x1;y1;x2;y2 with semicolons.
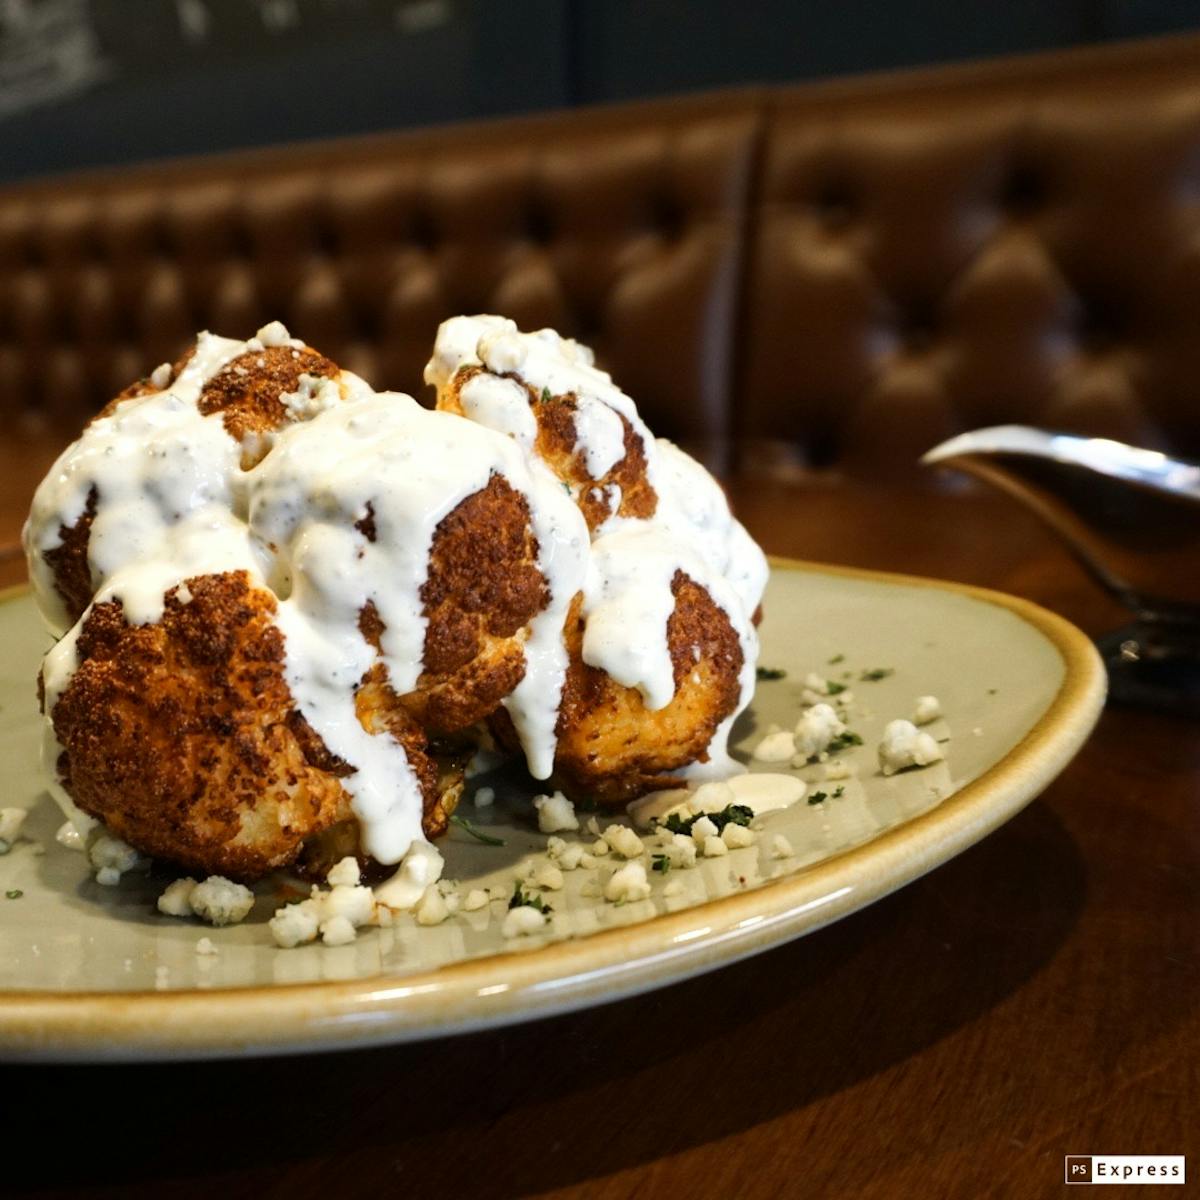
2;437;1195;1200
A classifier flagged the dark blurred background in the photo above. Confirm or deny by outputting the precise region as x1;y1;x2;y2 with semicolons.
2;0;1198;186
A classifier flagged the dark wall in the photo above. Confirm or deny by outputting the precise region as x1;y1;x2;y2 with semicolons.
1;0;1197;186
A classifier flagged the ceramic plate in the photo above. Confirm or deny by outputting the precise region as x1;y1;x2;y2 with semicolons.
0;559;1105;1061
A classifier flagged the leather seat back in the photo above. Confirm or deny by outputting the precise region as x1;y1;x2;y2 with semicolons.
0;92;762;463
738;38;1200;479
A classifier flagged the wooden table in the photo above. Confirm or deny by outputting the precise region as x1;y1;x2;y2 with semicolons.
3;441;1196;1200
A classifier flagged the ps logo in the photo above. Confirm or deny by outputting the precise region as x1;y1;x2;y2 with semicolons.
1066;1157;1093;1183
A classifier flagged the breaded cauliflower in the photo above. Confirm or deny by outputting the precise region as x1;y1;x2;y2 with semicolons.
29;316;767;886
428;315;764;809
47;571;358;879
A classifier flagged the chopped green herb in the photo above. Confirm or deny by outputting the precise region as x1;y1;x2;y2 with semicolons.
449;814;506;847
827;730;863;754
651;853;671;874
5;889;21;900
807;790;828;806
509;883;552;913
937;737;951;744
662;803;753;837
808;730;864;764
562;481;571;495
540;386;552;404
825;680;847;696
828;653;845;664
832;786;844;798
987;688;998;695
859;668;894;682
755;666;786;681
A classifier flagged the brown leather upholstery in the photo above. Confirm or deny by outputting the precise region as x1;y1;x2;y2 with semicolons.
739;36;1200;479
2;35;1198;483
0;91;762;460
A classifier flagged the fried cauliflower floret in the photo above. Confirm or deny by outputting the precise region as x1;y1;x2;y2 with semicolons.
45;570;447;881
36;331;349;628
33;315;766;886
196;342;341;468
492;573;744;805
437;364;656;532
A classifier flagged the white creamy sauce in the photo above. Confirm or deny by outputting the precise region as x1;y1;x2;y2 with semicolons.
41;725;97;842
572;396;626;479
249;391;585;860
457;373;539;451
725;772;808;813
580;524;708;710
23;333;249;635
499;458;588;779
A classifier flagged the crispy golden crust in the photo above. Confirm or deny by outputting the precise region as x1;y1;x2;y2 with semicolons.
357;475;547;736
493;573;744;805
50;572;351;880
411;473;545;730
198;344;340;467
437;365;657;532
42;486;97;627
47;570;448;881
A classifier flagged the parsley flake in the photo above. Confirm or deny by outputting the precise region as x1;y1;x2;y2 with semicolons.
807;790;828;806
509;884;552;914
5;888;21;900
651;854;671;874
449;814;506;846
827;730;863;754
828;653;845;665
807;730;863;764
859;668;894;682
755;666;786;681
662;803;753;837
832;786;844;798
540;386;552;404
825;680;847;696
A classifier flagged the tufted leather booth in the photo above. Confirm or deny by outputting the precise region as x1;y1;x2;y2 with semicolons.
1;34;1198;484
740;34;1200;480
0;90;763;464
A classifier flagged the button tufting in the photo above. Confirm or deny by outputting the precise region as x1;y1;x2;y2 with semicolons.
524;202;553;245
650;194;683;239
408;210;438;253
1077;295;1129;351
999;163;1048;215
811;181;856;228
